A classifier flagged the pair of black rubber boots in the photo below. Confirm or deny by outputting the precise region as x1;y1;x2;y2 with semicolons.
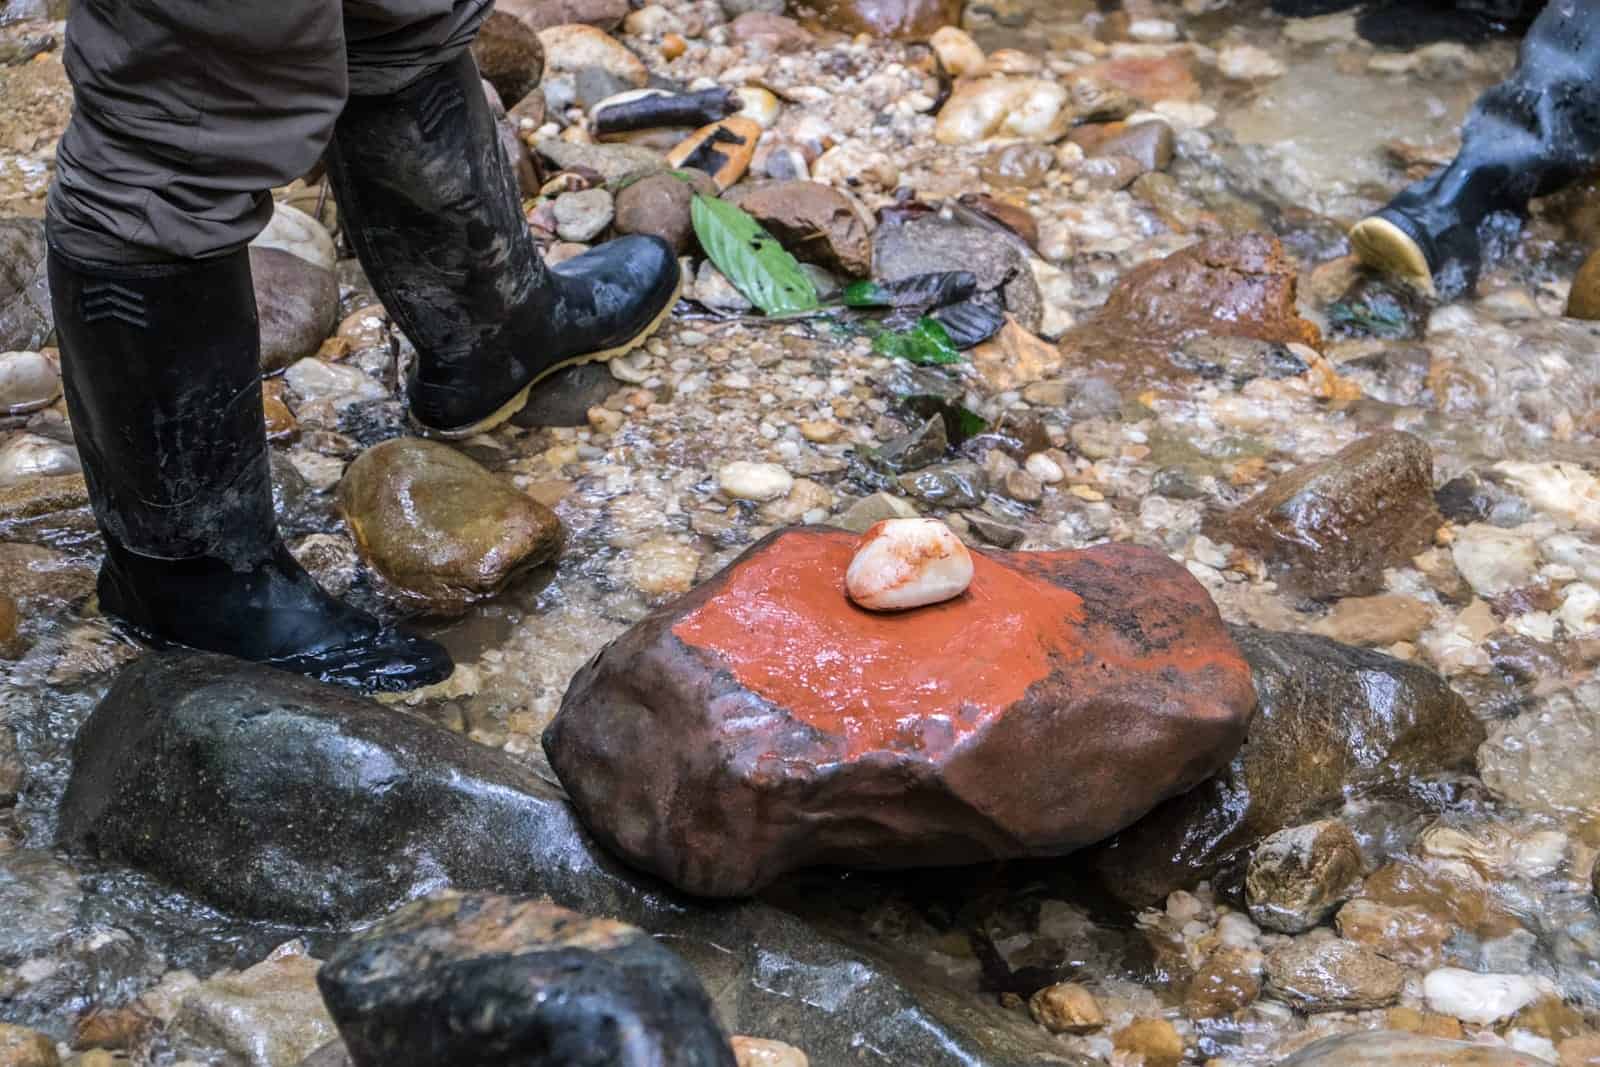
1349;0;1600;297
49;54;679;692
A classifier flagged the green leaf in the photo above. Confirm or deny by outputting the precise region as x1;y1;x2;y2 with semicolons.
843;272;978;309
690;194;819;316
842;280;882;307
871;317;963;366
953;405;988;440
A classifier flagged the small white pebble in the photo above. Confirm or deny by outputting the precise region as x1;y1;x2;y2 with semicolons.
718;461;793;502
1025;452;1065;484
845;518;974;612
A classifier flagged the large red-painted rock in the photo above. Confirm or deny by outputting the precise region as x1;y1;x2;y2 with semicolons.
544;527;1258;898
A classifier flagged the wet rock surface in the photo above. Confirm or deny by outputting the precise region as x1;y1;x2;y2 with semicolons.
338;438;563;614
58;652;584;925
873;215;1042;331
1209;431;1442;599
1246;818;1364;934
167;941;336;1067
1087;626;1483;906
1057;233;1322;390
546;526;1256;896
1265;935;1404;1012
614;172;698;252
1478;682;1600;819
722;180;872;277
318;893;736;1067
9;0;1600;1062
252;247;339;374
52;652;1092;1066
470;9;546;106
0;350;57;416
1279;1031;1549;1065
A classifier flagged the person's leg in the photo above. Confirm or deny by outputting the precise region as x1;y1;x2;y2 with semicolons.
46;0;451;692
331;1;681;440
1351;0;1600;296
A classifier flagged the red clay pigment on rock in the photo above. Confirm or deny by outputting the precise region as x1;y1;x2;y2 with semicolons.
545;527;1258;897
676;532;1082;755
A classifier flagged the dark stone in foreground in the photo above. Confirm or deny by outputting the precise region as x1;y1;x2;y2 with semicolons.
547;527;1257;898
319;893;735;1067
59;653;1091;1067
1084;626;1485;907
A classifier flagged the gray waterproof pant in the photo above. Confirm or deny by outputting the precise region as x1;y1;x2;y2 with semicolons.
46;0;492;263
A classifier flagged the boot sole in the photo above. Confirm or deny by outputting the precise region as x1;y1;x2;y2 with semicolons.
413;272;684;442
1350;217;1437;296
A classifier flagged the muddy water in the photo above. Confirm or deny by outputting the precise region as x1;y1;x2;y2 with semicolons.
5;0;1600;1063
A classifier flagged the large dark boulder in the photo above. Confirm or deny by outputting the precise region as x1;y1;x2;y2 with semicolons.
318;894;735;1067
546;527;1257;897
1084;626;1485;907
58;652;589;926
57;652;1092;1067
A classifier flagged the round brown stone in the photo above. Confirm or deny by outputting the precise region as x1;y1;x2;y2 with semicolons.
545;527;1257;897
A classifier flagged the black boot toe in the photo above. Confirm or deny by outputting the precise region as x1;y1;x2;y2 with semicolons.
277;628;455;694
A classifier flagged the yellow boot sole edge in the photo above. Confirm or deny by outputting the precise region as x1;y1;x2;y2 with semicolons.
1349;217;1437;297
412;270;685;443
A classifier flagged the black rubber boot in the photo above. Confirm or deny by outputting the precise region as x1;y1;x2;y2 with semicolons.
1352;0;1600;297
327;52;681;441
1273;0;1541;46
1271;0;1361;18
1355;0;1541;47
48;246;454;693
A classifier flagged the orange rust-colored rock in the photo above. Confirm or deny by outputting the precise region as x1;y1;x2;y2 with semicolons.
1057;232;1322;391
544;527;1257;897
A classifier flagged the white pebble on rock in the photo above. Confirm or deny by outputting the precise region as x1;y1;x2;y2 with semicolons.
1422;967;1544;1024
845;518;974;612
718;461;792;502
